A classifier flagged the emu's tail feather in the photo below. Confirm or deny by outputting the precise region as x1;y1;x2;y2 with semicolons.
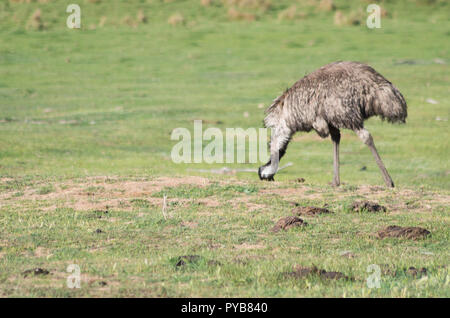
371;83;407;124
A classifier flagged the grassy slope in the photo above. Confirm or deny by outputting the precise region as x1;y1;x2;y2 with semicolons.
0;177;448;297
0;0;449;297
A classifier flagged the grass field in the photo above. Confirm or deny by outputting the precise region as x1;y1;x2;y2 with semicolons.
0;0;449;297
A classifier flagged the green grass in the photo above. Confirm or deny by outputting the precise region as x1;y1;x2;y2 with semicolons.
0;0;449;297
0;177;448;297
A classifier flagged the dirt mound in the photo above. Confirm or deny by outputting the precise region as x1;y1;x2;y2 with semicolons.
271;216;307;232
351;201;386;212
381;264;428;277
285;265;351;280
292;206;332;216
407;267;427;277
22;268;50;277
175;255;221;267
175;255;201;267
376;226;431;240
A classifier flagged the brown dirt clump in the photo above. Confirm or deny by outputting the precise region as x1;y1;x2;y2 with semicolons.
407;267;427;277
175;255;221;267
292;206;332;216
381;264;428;277
351;201;386;213
376;226;431;240
285;265;351;280
22;268;50;277
271;216;307;232
175;255;201;267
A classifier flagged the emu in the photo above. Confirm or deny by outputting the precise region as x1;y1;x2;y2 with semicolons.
258;61;407;188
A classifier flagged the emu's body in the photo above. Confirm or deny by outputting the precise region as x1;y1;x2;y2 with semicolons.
258;61;407;187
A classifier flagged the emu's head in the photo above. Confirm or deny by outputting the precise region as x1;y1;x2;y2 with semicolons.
258;161;275;181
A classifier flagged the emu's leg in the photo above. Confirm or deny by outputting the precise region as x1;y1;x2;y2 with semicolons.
329;126;341;187
355;128;395;188
258;126;292;181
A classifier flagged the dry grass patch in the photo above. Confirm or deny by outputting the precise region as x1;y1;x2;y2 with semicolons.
137;10;147;24
227;7;256;21
334;9;364;26
201;0;213;6
168;12;185;26
26;9;45;30
278;5;307;21
318;0;336;12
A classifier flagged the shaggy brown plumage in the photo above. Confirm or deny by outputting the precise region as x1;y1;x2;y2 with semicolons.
258;61;407;187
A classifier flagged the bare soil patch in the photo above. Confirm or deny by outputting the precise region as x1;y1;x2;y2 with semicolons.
180;221;198;229
376;226;431;240
271;216;308;232
34;247;51;258
340;251;356;258
234;242;266;250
